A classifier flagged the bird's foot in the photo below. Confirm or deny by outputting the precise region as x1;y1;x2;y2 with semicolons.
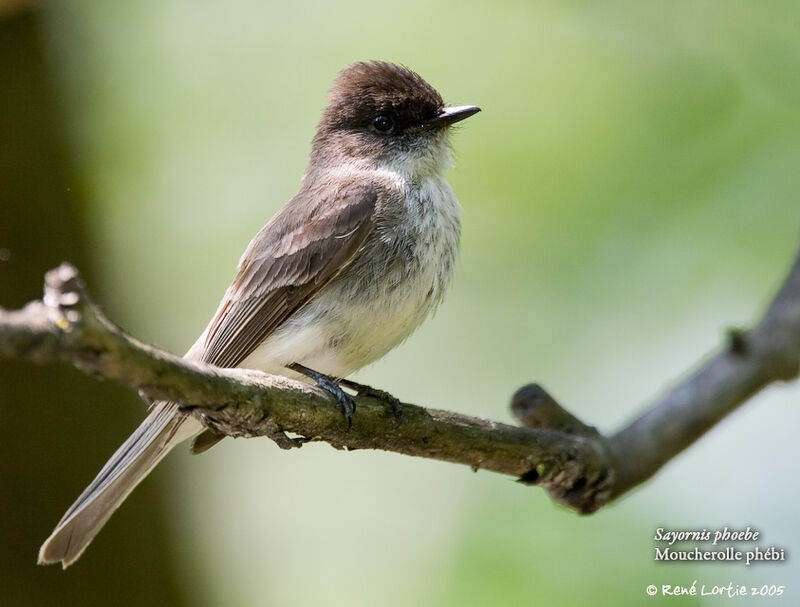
288;363;356;428
337;378;403;419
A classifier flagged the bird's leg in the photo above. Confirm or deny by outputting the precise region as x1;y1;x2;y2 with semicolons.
336;377;403;419
288;362;356;428
287;363;403;424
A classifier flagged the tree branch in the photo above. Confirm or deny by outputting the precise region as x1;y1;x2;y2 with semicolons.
1;248;799;513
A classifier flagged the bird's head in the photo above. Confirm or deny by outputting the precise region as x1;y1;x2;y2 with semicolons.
311;61;479;178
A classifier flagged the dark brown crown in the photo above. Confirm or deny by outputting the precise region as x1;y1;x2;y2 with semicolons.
319;61;444;134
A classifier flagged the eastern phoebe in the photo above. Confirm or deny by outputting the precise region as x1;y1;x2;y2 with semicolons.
39;60;479;567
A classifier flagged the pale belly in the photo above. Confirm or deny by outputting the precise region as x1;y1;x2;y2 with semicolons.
239;268;442;380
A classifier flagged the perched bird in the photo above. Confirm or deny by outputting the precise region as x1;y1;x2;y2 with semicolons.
39;60;479;567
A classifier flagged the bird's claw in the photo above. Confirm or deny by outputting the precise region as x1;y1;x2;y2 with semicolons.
288;363;403;426
288;362;356;428
338;378;403;419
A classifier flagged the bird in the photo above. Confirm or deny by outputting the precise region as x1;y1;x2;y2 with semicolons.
38;60;479;567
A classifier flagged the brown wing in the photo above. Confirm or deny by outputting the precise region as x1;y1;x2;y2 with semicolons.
200;182;377;368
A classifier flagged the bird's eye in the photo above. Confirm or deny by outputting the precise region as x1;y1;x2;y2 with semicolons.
372;114;394;133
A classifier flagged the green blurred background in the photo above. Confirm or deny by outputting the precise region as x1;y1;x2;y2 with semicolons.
1;0;799;605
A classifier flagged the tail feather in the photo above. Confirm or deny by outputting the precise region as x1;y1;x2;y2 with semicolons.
38;403;201;568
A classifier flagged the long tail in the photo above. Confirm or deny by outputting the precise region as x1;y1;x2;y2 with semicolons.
38;403;202;568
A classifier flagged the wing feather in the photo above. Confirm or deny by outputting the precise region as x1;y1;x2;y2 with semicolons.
200;182;377;368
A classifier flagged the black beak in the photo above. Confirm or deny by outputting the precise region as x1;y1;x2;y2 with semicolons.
424;105;481;129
